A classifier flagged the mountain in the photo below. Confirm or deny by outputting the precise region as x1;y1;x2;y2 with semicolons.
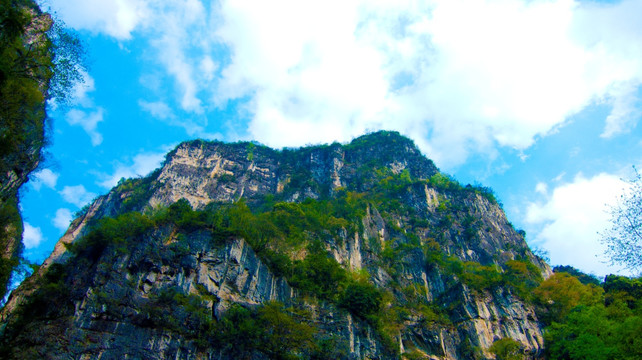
0;131;551;359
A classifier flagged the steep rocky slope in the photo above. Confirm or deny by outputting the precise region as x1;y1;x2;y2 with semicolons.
0;131;551;359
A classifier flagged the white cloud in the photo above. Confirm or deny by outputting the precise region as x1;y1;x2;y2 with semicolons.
139;100;174;119
23;222;43;249
99;152;165;189
66;108;104;146
51;0;642;166
212;0;642;166
53;208;73;231
535;182;547;196
59;185;97;208
31;169;59;191
47;0;148;40
526;173;631;277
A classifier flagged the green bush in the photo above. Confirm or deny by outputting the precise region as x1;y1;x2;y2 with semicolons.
290;242;347;300
215;302;316;360
489;338;524;360
68;211;154;262
339;281;383;318
310;334;350;360
458;261;502;292
503;260;543;299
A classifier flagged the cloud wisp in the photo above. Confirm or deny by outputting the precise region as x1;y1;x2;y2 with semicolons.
52;208;73;232
65;108;104;146
98;151;166;189
59;185;97;208
30;169;59;191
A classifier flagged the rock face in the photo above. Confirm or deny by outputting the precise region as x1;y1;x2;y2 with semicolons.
0;131;551;359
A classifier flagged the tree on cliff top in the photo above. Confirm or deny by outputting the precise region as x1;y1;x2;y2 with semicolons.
601;168;642;273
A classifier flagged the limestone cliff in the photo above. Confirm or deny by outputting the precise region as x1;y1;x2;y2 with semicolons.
0;131;551;359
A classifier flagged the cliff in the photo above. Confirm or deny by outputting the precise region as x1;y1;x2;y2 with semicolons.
0;0;54;299
0;131;551;359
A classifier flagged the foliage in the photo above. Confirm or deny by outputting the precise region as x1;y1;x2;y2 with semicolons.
115;170;161;212
603;275;642;308
502;259;543;300
544;304;641;360
489;338;524;360
45;19;85;104
253;302;317;359
216;302;317;360
290;241;347;300
601;168;642;271
136;287;317;360
426;174;502;207
427;245;541;299
0;263;73;355
533;272;603;325
339;281;383;318
553;265;601;286
309;334;350;360
448;259;502;292
535;272;642;360
246;142;255;161
67;211;154;262
0;0;84;160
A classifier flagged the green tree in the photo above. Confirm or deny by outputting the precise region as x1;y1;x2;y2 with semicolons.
544;304;624;360
533;272;603;325
553;265;601;286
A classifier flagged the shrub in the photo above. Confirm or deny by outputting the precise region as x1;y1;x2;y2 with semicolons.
68;211;154;262
489;338;524;360
290;242;347;300
339;281;383;318
503;259;543;299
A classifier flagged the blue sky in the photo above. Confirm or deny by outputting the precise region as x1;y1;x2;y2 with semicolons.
22;0;642;278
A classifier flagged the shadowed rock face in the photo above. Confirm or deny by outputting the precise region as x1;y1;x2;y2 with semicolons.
0;131;551;360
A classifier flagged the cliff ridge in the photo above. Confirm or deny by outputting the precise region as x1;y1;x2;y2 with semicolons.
0;131;551;360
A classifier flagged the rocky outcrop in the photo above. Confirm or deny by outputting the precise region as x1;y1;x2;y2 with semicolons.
0;131;551;359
